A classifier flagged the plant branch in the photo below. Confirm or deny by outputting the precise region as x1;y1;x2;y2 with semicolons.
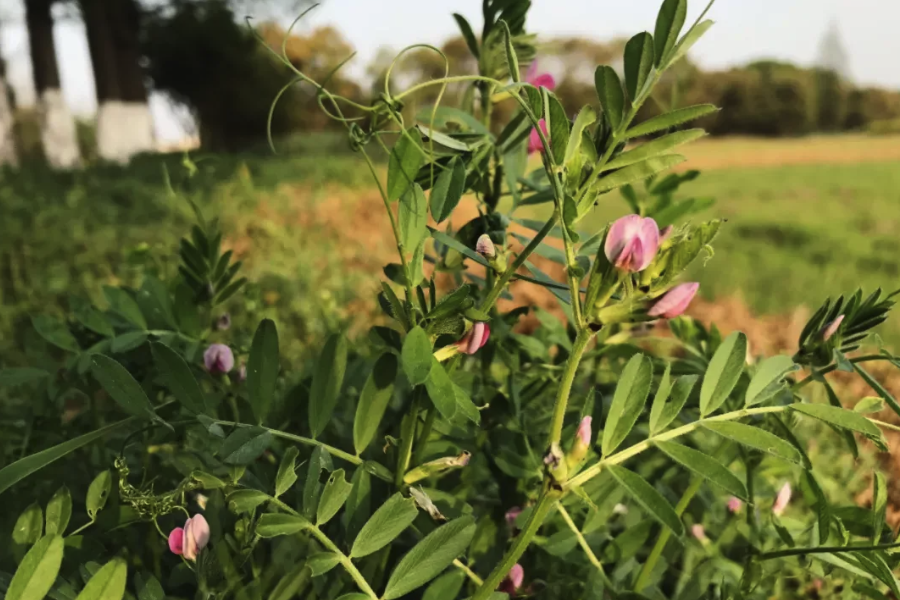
792;355;889;390
556;502;615;594
757;540;900;561
549;329;595;446
453;558;484;586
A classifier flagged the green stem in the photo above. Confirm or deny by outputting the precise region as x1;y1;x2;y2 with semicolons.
792;355;887;390
556;502;615;595
395;75;504;102
565;406;790;491
549;329;595;446
758;540;900;561
214;420;363;469
453;558;484;586
395;393;421;487
470;489;558;600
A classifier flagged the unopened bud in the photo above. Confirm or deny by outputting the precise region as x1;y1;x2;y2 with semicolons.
476;234;496;258
543;443;568;482
820;314;844;342
566;416;592;467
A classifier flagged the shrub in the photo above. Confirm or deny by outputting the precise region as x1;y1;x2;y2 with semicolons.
3;1;900;600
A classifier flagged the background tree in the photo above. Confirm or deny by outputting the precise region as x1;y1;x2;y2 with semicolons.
24;0;81;168
0;34;18;166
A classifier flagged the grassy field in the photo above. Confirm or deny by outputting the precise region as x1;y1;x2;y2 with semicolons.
2;133;899;366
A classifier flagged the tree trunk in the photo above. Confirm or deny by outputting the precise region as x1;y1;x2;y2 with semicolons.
81;0;153;164
26;0;81;169
0;56;18;167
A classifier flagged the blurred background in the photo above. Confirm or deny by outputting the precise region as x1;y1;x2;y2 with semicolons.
0;0;899;367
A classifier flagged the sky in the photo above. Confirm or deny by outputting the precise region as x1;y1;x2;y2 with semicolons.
1;0;898;144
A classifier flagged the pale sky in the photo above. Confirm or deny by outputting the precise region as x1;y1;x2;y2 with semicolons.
1;0;898;144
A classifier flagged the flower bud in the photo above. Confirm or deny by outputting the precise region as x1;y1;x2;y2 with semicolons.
476;234;496;259
604;215;660;272
691;524;709;545
566;416;592;466
457;322;490;355
727;496;743;514
403;451;472;485
543;442;568;482
820;314;844;341
203;343;234;375
773;482;792;516
528;119;549;154
498;563;524;595
648;282;699;319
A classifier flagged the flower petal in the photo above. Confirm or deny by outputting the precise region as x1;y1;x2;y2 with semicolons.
648;283;699;318
604;214;644;265
168;527;185;555
636;218;660;270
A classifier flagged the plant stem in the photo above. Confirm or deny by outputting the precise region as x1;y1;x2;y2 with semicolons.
395;75;505;101
757;540;900;561
470;489;558;600
565;406;790;491
792;355;888;389
549;329;595;446
870;418;900;433
556;502;615;594
213;420;364;469
453;558;484;586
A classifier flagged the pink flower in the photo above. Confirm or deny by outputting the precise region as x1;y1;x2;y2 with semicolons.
648;283;700;319
528;119;549;154
526;61;556;90
727;496;743;514
476;234;496;258
168;514;210;561
203;344;234;375
604;215;660;272
568;416;592;464
691;524;708;543
821;315;844;341
773;482;792;516
498;563;524;595
576;416;592;446
457;322;490;355
505;506;522;531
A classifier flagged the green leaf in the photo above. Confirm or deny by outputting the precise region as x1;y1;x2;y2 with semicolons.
423;571;466;600
350;493;418;558
388;128;426;201
564;105;598;168
74;558;127;600
852;364;900;421
702;421;803;465
354;353;398;455
303;446;333;519
110;332;147;353
594;66;625;129
13;503;43;547
745;355;798;407
648;364;671;434
190;470;227;490
671;20;714;65
227;489;270;514
45;487;72;536
342;468;372;542
429;229;490;268
247;319;280;425
90;355;158;422
425;359;457;422
452;13;479;59
591;155;686;196
855;397;884;414
383;516;477;599
607;465;683;536
309;334;348;438
71;297;114;338
317;469;353;525
31;316;79;352
307;553;341;577
102;287;146;330
624;32;655;99
275;447;300;498
429;157;466;223
499;21;519;82
602;354;652;456
219;427;273;465
624;105;719;139
655;441;747;499
5;536;65;600
136;276;176;330
151;343;207;414
790;403;887;450
0;418;134;496
0;368;50;388
86;470;111;521
256;513;311;537
699;332;748;416
803;470;831;545
402;327;433;387
546;92;570;165
399;184;429;252
268;564;310;600
601;130;705;173
653;0;687;66
415;106;488;136
873;472;887;543
135;574;163;600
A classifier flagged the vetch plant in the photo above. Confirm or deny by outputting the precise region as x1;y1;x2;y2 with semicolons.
3;1;900;600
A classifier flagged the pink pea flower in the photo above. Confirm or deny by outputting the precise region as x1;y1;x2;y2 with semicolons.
773;482;792;516
457;322;490;355
648;283;700;319
476;234;496;258
821;315;844;341
498;563;525;595
604;215;661;272
168;514;210;561
568;416;593;464
505;506;523;532
203;344;234;375
691;524;708;543
727;496;743;514
528;119;549;154
526;61;556;90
